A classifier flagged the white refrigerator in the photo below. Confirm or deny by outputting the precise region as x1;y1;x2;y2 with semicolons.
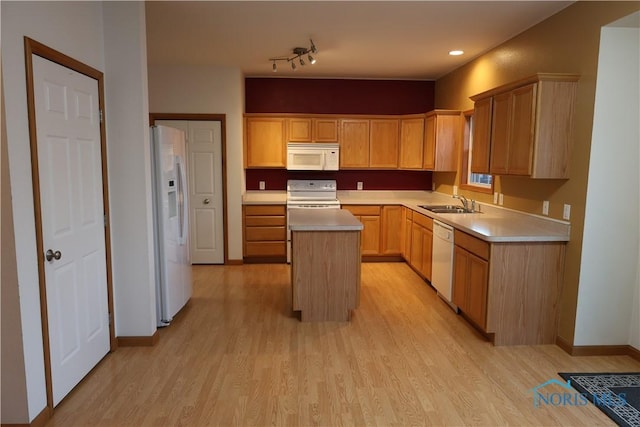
150;125;193;327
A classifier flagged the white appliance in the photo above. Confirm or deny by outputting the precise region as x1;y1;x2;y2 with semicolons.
286;179;341;262
287;142;339;171
150;125;193;327
431;219;457;311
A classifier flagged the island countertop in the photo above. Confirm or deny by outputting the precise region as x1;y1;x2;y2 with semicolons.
288;208;364;231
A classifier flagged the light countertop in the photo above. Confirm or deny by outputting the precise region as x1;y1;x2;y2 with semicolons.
243;190;570;243
288;208;363;231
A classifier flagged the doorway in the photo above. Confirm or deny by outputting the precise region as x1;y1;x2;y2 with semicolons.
24;38;115;409
151;114;228;264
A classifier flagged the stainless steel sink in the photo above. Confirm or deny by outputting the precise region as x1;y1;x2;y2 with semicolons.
418;204;479;214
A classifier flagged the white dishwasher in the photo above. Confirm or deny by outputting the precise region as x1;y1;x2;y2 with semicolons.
431;220;457;311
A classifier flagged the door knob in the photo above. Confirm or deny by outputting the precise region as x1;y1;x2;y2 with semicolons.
46;249;62;262
203;198;211;205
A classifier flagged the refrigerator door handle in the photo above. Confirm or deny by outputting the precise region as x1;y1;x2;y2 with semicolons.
176;157;188;246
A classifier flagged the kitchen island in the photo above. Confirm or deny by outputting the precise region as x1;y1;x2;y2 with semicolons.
289;209;364;321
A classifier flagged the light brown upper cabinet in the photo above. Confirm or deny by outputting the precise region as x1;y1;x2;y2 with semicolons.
399;116;425;169
369;119;400;168
339;119;370;168
471;73;579;179
423;110;460;171
287;117;339;142
470;98;492;174
244;117;287;168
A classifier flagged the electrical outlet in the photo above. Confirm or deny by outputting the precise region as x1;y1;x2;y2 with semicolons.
542;200;549;216
563;204;571;220
498;193;504;206
357;181;363;190
259;181;265;190
453;185;458;196
493;192;499;204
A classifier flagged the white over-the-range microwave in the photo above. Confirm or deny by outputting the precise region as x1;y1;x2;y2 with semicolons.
286;142;339;171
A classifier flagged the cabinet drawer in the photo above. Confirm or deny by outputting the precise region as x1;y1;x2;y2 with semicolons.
343;205;381;216
245;226;286;241
245;241;286;257
412;212;433;230
245;216;286;227
454;230;490;260
244;205;286;216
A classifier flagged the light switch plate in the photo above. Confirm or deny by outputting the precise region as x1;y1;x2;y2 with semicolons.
563;204;571;220
259;181;265;190
357;181;363;190
493;192;499;204
542;201;549;216
498;193;504;206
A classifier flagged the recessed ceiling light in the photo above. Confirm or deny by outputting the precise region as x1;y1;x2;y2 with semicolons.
449;50;464;56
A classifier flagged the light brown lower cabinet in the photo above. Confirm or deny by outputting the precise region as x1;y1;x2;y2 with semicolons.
381;205;403;255
408;212;432;281
452;229;566;346
243;205;286;262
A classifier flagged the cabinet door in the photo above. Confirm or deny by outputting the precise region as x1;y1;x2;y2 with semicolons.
508;83;537;176
421;228;433;281
489;92;511;175
245;118;286;168
360;215;381;255
403;210;412;261
399;118;425;169
313;118;339;142
410;223;424;273
340;119;370;168
423;114;436;170
288;118;313;142
370;119;400;168
466;252;489;328
452;245;469;310
471;98;492;174
381;205;402;255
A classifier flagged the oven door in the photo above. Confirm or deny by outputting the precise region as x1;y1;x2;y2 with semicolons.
286;203;341;263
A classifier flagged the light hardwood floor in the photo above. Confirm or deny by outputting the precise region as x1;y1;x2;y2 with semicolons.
47;263;639;426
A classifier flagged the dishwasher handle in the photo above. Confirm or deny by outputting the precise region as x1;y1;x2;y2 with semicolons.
433;220;454;243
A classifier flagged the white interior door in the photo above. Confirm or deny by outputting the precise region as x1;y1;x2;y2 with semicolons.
157;120;224;264
33;55;110;406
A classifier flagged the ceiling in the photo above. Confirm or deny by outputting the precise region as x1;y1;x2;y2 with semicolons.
145;1;573;80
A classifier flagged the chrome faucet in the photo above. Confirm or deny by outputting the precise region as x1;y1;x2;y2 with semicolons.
454;194;469;210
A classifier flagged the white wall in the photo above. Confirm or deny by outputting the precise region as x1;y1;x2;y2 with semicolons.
103;2;157;337
147;65;245;260
574;16;640;347
1;1;105;422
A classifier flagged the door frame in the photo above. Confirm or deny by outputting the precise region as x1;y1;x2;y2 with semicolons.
24;37;116;411
149;113;229;264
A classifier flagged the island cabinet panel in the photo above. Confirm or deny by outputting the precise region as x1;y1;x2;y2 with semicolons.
470;97;492;174
453;244;489;329
244;117;287;168
339;119;370;168
291;230;361;322
369;119;400;168
423;110;460;171
243;205;286;261
399;117;425;169
473;73;579;179
381;205;403;255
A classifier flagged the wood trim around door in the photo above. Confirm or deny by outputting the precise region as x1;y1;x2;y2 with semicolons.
149;113;230;265
23;37;117;412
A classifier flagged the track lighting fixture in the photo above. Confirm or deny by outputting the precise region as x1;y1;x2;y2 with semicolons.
269;39;318;72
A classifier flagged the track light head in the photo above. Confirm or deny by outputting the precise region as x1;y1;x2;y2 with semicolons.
272;62;277;72
299;57;305;66
308;54;316;65
291;61;296;71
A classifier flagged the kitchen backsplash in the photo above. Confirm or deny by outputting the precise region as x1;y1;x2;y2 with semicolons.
245;169;432;191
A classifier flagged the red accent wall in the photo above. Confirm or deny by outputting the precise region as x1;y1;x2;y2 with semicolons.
246;169;432;191
245;78;435;114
